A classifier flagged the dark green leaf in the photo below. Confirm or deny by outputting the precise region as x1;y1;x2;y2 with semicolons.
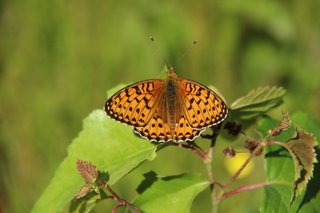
260;184;293;213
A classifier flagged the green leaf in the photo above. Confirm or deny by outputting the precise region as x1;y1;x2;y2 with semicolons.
230;86;287;120
132;172;210;213
31;110;156;213
285;128;317;200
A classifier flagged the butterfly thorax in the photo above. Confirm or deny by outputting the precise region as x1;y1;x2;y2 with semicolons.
161;67;181;134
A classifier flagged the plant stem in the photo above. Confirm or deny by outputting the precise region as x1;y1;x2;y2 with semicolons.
220;181;292;201
217;134;270;200
204;124;223;213
99;181;142;213
205;153;219;213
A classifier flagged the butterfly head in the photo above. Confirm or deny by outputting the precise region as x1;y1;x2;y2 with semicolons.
165;67;178;78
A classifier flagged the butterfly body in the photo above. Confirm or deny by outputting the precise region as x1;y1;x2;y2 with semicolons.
105;67;228;142
161;68;181;136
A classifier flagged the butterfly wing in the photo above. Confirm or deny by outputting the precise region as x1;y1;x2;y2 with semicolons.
174;115;206;142
133;112;172;142
134;113;205;142
105;79;164;127
178;79;228;129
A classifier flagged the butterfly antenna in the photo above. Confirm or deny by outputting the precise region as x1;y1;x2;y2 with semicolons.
150;37;170;68
175;40;197;65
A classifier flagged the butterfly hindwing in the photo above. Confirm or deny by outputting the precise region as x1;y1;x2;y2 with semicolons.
134;113;205;142
134;112;172;142
178;79;228;129
175;115;205;142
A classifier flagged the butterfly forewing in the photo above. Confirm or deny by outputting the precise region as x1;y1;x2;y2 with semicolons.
105;80;164;127
178;79;228;129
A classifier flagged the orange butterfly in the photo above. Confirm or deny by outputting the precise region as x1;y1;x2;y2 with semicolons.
105;67;228;142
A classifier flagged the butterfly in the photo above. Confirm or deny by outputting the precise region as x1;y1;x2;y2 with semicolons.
105;67;228;142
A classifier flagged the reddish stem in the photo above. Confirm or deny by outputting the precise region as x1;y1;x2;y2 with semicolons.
221;181;292;201
98;180;142;213
171;142;206;159
266;141;284;146
209;181;224;188
111;204;124;213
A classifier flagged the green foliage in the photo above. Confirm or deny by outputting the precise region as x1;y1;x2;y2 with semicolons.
31;85;319;212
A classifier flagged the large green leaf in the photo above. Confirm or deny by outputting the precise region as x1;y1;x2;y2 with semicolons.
32;110;156;213
132;171;210;213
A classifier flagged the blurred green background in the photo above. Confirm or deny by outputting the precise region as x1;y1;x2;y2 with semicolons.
0;0;319;212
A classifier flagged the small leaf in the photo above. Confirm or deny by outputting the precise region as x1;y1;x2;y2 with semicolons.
270;111;291;137
230;86;287;120
75;185;91;200
285;128;317;199
76;160;99;184
70;189;107;213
